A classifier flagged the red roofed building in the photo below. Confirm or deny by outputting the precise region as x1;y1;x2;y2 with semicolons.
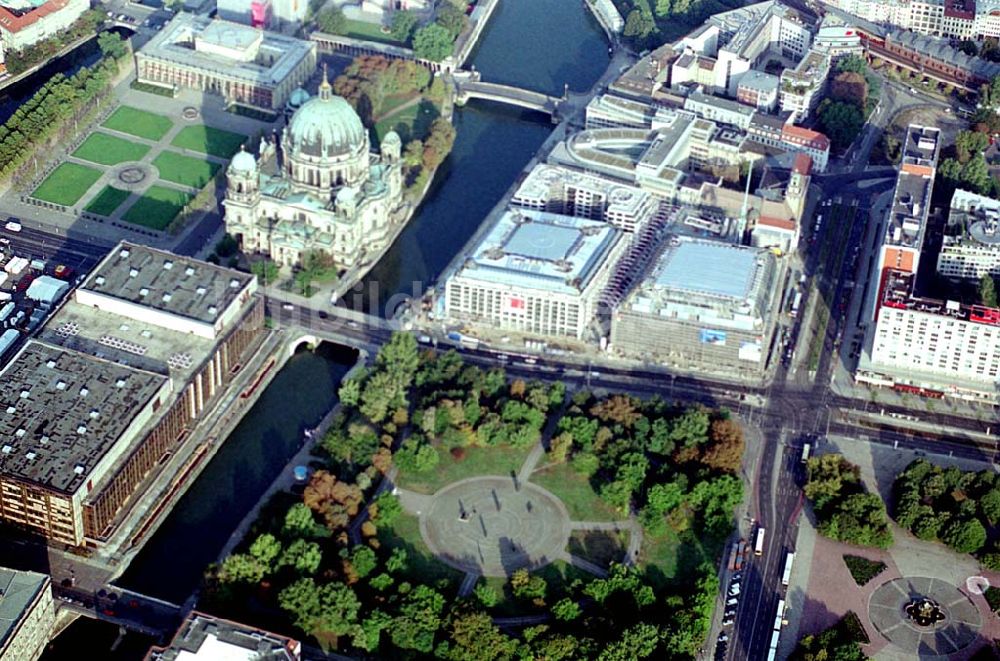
780;124;830;172
0;0;88;53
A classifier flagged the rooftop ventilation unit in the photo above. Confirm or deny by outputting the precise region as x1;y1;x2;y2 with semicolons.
76;426;86;435
79;388;88;397
14;429;24;438
73;465;85;475
163;261;173;270
25;452;35;461
45;360;55;368
208;305;218;316
56;381;66;390
185;267;195;276
89;410;99;419
1;446;11;454
139;288;149;297
229;279;240;288
196;287;206;296
95;276;106;286
4;406;13;414
116;379;126;388
19;390;29;399
39;436;49;445
162;293;172;303
120;249;130;259
129;268;139;277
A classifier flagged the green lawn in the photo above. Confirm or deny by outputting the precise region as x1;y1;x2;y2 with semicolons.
31;163;102;206
152;152;221;188
102;106;173;141
84;186;131;216
568;529;630;568
342;18;403;45
377;511;463;591
72;132;151;165
531;463;624;522
395;444;532;495
640;528;719;591
121;185;192;230
374;98;440;144
171;125;247;158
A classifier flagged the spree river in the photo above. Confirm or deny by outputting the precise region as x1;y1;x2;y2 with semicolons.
41;2;609;657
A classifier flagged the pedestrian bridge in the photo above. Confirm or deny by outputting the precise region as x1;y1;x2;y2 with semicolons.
454;80;566;118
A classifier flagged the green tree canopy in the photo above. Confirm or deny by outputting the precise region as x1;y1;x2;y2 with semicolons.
413;24;455;62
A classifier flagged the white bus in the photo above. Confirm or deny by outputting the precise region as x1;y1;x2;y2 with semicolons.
782;551;795;587
801;443;811;463
754;528;766;556
790;291;802;318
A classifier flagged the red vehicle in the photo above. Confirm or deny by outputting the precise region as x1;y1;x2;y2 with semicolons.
53;264;73;280
14;273;34;292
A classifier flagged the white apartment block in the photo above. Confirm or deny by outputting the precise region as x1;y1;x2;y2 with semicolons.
0;0;88;52
938;189;1000;280
868;273;1000;397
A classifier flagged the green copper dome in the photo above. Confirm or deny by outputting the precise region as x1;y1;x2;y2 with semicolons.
286;75;366;159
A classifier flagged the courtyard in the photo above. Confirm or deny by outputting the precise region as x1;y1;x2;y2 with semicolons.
27;90;254;232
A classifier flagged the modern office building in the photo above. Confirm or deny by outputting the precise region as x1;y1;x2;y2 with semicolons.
868;124;940;321
585;94;660;130
861;270;1000;401
0;568;53;661
0;0;88;53
736;70;780;111
852;125;1000;401
146;611;301;660
224;72;404;269
937;189;1000;281
135;13;317;111
511;164;662;233
683;92;757;129
611;237;780;373
444;209;628;339
0;244;264;546
779;49;830;120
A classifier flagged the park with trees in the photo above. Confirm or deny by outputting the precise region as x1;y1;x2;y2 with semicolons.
816;55;880;152
333;55;455;195
0;31;130;188
312;3;468;63
803;454;893;549
615;0;751;49
201;333;747;657
893;459;1000;562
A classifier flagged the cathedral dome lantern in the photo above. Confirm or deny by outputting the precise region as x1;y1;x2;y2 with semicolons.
285;67;368;161
229;145;257;175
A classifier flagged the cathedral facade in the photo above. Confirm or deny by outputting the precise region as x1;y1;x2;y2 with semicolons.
223;72;404;269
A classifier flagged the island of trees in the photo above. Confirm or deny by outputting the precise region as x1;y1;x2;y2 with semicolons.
803;454;893;549
202;333;747;658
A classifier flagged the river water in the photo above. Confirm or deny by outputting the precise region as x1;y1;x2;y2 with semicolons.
41;1;609;656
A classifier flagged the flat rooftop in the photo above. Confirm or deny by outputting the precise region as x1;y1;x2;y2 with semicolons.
885;125;940;249
137;13;314;86
513;164;654;219
39;299;216;383
0;342;167;494
685;92;756;119
946;188;1000;247
83;243;254;326
621;236;777;329
452;209;622;296
149;612;298;661
0;568;47;653
655;239;764;301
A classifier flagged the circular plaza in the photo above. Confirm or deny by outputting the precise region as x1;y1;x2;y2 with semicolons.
868;576;982;657
419;476;571;576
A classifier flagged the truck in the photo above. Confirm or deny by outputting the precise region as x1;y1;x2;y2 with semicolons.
801;443;811;463
781;551;795;587
729;540;747;571
754;528;766;556
447;331;480;349
4;220;21;232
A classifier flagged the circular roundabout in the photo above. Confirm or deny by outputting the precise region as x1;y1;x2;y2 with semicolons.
419;476;570;577
868;576;982;657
